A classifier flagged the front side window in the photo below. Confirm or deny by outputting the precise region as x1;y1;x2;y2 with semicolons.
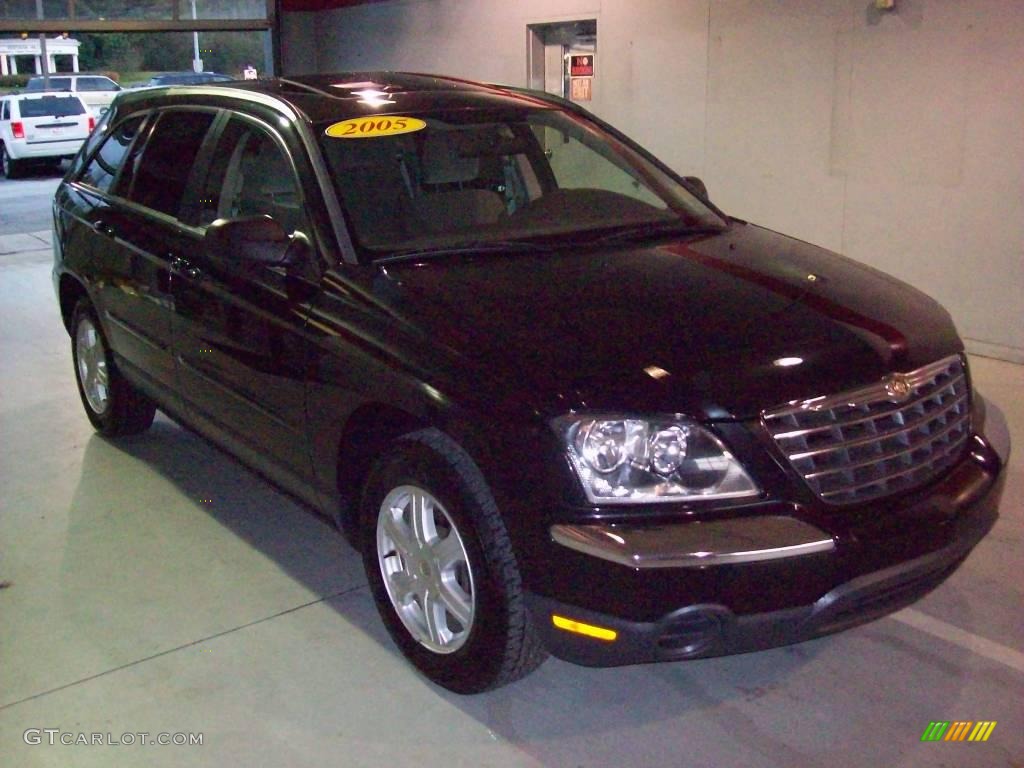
317;106;724;257
128;110;215;218
194;116;307;235
78;115;145;194
79;77;118;92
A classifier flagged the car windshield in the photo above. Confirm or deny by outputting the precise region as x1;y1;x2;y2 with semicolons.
316;106;726;258
19;95;86;117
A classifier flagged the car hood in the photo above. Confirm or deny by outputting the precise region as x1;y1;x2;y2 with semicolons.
365;223;962;420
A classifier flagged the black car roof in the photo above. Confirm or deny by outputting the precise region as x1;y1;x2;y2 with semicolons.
115;72;555;124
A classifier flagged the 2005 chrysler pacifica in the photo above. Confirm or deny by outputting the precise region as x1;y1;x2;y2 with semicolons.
52;73;1008;693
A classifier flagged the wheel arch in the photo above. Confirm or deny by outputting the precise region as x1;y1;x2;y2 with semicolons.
333;401;429;543
58;273;90;333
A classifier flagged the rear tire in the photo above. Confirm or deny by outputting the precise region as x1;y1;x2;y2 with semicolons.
71;300;156;436
1;144;23;179
361;428;547;693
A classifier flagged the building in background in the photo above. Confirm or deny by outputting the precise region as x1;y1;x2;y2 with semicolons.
0;36;80;75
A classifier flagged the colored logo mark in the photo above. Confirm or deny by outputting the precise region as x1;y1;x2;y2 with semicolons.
921;721;997;742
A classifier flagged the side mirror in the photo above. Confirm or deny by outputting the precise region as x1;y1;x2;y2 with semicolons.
206;215;295;267
683;176;709;200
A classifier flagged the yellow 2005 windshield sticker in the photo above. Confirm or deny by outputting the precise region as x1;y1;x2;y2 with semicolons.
325;116;426;139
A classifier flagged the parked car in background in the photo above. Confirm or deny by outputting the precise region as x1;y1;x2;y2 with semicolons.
0;92;94;178
24;74;121;115
51;74;1007;694
144;71;234;87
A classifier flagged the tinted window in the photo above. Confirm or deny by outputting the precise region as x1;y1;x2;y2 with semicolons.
129;110;215;218
26;76;72;91
78;116;145;193
78;77;118;92
1;101;8;121
69;108;112;177
19;96;86;118
195;117;307;235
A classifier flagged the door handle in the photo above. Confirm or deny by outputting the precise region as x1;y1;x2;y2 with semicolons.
169;255;201;280
92;220;115;237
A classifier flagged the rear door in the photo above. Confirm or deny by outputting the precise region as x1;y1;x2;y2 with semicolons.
66;109;217;405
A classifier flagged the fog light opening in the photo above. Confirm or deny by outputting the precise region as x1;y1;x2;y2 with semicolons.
552;614;618;642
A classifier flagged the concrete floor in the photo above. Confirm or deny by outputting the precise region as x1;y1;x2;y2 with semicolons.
1;232;1022;768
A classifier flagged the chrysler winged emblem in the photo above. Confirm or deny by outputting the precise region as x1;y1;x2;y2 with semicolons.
884;373;914;402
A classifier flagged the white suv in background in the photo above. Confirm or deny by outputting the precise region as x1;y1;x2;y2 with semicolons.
24;74;121;115
0;93;94;178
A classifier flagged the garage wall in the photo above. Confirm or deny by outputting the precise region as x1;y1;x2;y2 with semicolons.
282;0;1024;362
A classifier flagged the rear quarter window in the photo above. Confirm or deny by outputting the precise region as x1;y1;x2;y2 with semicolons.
78;115;146;194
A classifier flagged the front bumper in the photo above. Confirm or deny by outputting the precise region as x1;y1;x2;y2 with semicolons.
525;427;1006;667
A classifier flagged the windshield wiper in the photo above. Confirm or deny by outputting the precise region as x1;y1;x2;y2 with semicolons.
584;221;727;248
377;239;555;264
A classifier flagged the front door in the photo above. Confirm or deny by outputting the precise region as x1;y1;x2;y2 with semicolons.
170;115;317;487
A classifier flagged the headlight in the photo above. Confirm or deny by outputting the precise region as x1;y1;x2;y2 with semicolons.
555;416;760;504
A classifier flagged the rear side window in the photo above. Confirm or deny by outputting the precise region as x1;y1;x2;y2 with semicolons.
79;116;145;193
1;101;8;121
19;96;86;118
129;110;215;218
27;77;71;91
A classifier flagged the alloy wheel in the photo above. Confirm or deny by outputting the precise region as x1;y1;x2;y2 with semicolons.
376;484;475;654
75;316;110;415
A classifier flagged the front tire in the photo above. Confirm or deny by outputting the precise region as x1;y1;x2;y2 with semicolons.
71;300;156;436
361;429;546;693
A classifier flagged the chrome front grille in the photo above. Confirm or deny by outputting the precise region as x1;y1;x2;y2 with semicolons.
763;355;971;505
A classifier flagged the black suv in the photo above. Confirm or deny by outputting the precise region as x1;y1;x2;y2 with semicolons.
52;73;1008;693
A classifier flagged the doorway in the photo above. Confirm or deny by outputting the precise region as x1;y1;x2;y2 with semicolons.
527;19;596;103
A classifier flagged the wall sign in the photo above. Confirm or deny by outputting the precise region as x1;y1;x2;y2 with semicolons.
570;78;592;101
569;54;595;77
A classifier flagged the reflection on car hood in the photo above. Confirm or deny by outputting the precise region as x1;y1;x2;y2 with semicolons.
368;223;962;420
